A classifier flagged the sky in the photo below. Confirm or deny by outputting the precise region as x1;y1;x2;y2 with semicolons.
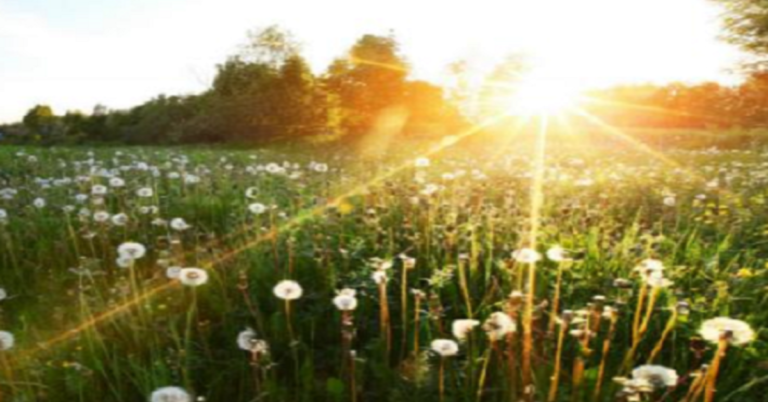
0;0;747;123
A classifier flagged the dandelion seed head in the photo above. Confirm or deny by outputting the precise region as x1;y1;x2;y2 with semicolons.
273;280;303;300
699;317;755;346
179;268;209;287
452;319;480;341
149;386;191;402
118;242;146;260
430;339;459;357
483;312;516;341
512;248;541;264
0;331;14;351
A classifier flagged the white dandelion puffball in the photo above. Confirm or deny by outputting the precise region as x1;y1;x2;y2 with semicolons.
699;317;755;346
245;187;258;199
371;270;388;285
178;268;208;287
483;312;516;340
512;248;541;264
546;246;569;262
116;255;135;269
118;242;146;260
248;203;267;215
637;259;665;273
93;211;111;223
91;184;108;196
452;319;480;341
273;280;303;300
0;288;6;301
414;157;430;168
111;213;129;226
431;339;459;357
32;197;46;209
333;289;358;311
237;328;269;354
631;365;679;390
109;177;125;187
0;331;14;350
137;187;154;198
166;266;182;279
170;218;191;231
149;386;191;402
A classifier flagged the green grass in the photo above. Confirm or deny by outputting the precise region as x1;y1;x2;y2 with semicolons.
0;136;765;402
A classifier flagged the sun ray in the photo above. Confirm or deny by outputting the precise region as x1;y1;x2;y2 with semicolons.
580;95;732;126
12;110;516;363
521;113;549;399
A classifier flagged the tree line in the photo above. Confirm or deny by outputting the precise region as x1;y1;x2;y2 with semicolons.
8;17;768;145
1;27;465;145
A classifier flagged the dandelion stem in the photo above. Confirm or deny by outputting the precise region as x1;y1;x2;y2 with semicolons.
547;318;567;402
704;338;728;402
648;310;678;364
476;346;493;402
593;313;618;400
439;356;446;402
547;261;564;337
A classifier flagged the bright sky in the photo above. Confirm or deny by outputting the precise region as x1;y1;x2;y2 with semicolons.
0;0;745;123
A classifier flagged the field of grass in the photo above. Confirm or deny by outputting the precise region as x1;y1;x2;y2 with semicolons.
0;135;766;401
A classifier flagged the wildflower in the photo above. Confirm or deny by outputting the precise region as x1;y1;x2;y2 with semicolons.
637;259;664;273
372;270;388;285
170;218;191;231
431;339;459;357
546;246;569;262
137;187;154;198
699;317;755;346
399;254;417;270
0;288;6;301
93;211;110;223
663;196;676;207
0;209;7;223
116;255;135;269
178;268;208;287
644;270;673;288
118;242;146;260
452;319;480;341
333;288;358;311
414;157;430;168
237;328;269;354
248;203;267;215
512;248;541;264
617;365;678;392
111;213;129;226
166;266;182;279
245;187;258;199
273;280;303;300
32;198;46;209
149;386;191;402
92;185;108;196
0;331;14;350
109;177;125;187
483;312;516;341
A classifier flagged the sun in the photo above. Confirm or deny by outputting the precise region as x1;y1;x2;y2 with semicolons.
505;77;583;116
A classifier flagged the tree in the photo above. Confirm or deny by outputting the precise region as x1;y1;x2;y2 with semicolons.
325;34;410;136
22;105;57;136
715;1;768;53
477;54;530;123
239;25;301;68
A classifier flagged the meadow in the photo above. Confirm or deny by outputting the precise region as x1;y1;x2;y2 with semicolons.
0;132;766;402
